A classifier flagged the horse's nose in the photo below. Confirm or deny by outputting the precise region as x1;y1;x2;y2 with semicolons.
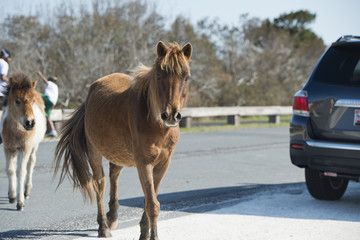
161;112;169;121
174;111;182;121
161;109;181;127
161;111;181;122
24;118;35;130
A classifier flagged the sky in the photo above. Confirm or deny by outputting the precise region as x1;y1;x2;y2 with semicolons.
2;0;359;45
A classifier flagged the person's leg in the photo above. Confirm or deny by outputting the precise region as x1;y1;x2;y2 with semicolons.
42;96;57;137
46;117;57;137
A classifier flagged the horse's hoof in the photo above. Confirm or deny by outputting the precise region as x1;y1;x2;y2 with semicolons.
139;235;150;240
98;228;112;238
16;202;24;211
108;219;118;230
25;185;32;199
106;211;119;230
9;197;16;204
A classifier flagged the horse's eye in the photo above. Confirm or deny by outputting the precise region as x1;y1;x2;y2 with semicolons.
15;99;20;105
156;73;161;80
185;76;190;81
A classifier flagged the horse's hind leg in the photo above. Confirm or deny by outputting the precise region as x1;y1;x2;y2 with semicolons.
88;150;111;238
5;151;17;203
107;163;123;230
24;148;37;199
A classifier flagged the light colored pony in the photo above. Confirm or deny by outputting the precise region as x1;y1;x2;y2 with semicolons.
54;41;192;239
1;72;46;210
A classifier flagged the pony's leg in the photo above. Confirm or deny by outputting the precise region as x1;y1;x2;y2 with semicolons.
24;148;37;199
16;151;31;210
139;210;150;240
88;151;111;238
106;163;123;230
137;164;161;240
139;161;171;240
5;150;17;203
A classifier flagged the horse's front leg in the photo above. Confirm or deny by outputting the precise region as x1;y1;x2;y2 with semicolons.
137;164;160;240
16;151;31;210
5;150;17;204
107;163;123;230
25;148;37;199
139;210;150;240
139;161;171;240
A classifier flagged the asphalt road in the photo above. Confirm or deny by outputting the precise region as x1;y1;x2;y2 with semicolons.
0;127;309;239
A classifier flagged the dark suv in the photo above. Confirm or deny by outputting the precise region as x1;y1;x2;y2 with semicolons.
290;35;360;200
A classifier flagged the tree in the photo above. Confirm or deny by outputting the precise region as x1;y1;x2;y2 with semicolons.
273;10;320;43
0;3;327;108
274;10;316;33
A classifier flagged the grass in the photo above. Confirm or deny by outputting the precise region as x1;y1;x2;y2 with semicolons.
180;115;291;133
180;121;290;133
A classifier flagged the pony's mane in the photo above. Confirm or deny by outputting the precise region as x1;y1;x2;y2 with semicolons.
9;72;33;90
159;42;190;76
130;43;190;95
130;64;160;121
130;64;154;98
130;42;190;121
2;72;35;107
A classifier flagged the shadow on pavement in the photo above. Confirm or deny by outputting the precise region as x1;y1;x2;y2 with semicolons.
117;181;360;222
0;229;94;239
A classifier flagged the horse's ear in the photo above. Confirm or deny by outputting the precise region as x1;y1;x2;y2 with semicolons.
182;43;192;60
157;41;168;58
32;80;37;88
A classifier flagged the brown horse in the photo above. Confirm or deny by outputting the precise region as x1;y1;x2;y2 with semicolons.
1;72;46;210
54;41;192;239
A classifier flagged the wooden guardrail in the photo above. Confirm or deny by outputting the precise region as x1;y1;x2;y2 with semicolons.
50;106;292;129
50;109;73;122
50;109;74;132
180;106;292;127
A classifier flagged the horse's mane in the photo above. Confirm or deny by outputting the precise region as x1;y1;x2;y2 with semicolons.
130;64;161;122
159;42;190;76
2;72;34;106
130;43;190;121
130;64;154;98
9;72;33;90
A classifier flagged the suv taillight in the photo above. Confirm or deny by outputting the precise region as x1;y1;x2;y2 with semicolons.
293;90;309;117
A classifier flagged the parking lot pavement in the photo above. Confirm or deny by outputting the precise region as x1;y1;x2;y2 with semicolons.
76;182;360;240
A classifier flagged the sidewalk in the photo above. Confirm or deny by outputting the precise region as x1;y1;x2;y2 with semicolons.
77;183;360;240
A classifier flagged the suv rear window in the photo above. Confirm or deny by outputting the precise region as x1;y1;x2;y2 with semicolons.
312;45;360;86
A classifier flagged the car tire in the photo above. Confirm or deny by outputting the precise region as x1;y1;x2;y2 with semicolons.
305;168;348;200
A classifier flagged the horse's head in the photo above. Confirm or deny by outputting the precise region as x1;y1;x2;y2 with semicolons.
153;41;192;127
8;73;38;131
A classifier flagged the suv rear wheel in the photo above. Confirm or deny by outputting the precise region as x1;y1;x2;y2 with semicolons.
305;168;348;200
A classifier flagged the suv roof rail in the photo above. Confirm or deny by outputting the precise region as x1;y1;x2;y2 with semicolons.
336;35;360;42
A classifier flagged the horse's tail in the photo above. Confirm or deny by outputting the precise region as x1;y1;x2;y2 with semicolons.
54;102;95;203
